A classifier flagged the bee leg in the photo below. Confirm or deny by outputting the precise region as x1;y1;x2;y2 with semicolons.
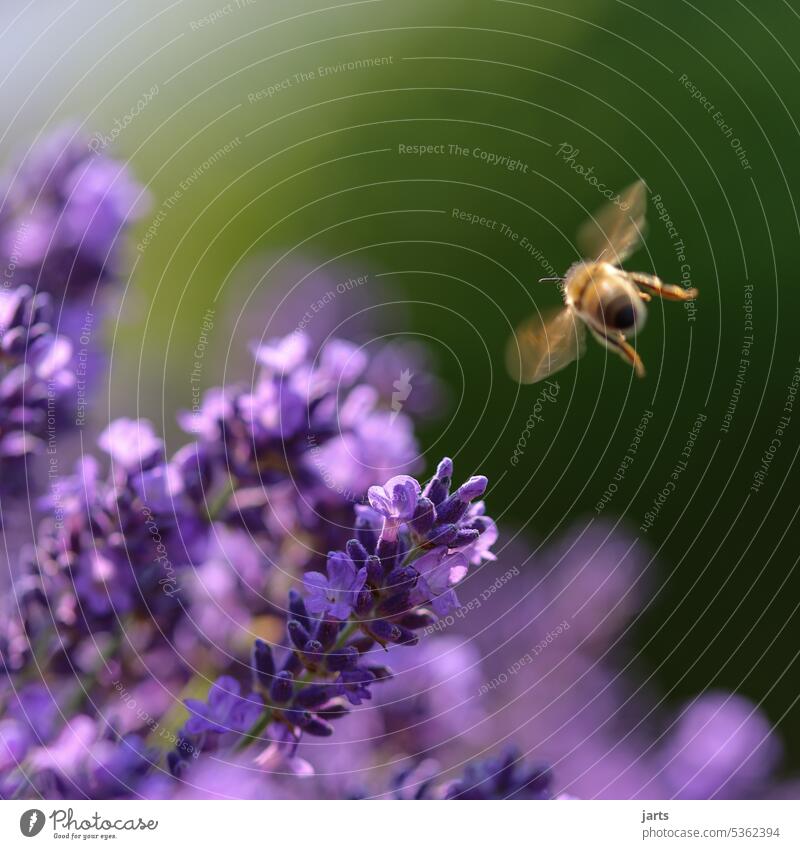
638;291;652;302
628;272;698;302
591;328;646;378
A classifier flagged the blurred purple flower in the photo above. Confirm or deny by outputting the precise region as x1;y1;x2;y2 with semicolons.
658;692;781;799
0;125;147;300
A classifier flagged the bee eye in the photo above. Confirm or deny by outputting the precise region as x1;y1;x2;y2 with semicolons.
605;295;642;331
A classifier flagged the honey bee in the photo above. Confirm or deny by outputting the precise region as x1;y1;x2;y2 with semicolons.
506;180;698;383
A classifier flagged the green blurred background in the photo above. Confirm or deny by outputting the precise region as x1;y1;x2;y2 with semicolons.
3;0;798;769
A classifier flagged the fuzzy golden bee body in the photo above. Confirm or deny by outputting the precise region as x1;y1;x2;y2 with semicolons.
506;181;698;384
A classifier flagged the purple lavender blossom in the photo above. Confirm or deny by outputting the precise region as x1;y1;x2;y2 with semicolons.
180;331;421;561
98;417;164;472
368;475;422;521
184;676;264;736
303;552;368;620
409;549;469;617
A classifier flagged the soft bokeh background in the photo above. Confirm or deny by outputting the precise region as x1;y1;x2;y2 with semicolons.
2;0;798;776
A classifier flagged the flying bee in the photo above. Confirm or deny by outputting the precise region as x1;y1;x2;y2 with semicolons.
506;179;698;384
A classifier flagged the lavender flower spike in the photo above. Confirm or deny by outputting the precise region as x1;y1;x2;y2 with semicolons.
169;459;497;772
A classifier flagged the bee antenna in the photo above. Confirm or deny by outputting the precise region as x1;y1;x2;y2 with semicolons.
538;276;563;284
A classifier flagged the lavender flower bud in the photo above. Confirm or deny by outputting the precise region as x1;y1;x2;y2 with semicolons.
452;529;480;548
251;639;275;688
288;589;311;628
270;670;294;704
458;475;488;501
392;624;419;646
317;701;351;721
423;457;453;504
314;618;341;650
436;476;488;524
427;523;459;546
365;665;393;682
376;535;398;563
325;645;359;673
435;496;470;525
409;497;436;535
370;619;400;644
294;685;331;708
398;610;436;630
355;513;379;552
298;712;334;737
366;554;383;586
377;592;413;616
281;653;302;675
287;620;311;650
346;539;369;565
355;588;373;614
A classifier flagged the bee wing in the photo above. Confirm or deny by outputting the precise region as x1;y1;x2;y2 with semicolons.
576;179;648;265
506;307;587;384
